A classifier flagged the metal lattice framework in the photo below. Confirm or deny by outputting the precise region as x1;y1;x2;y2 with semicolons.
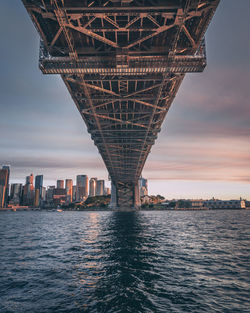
22;0;220;208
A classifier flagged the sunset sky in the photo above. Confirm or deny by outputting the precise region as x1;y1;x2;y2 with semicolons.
0;1;250;199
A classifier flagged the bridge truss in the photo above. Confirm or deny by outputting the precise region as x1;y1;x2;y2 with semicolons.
22;0;220;209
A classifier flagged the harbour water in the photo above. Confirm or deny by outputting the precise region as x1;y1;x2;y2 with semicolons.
0;210;249;313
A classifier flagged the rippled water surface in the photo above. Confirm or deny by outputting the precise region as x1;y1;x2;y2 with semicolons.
0;210;249;313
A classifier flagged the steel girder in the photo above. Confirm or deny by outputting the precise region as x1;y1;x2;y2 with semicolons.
61;72;185;183
22;0;220;208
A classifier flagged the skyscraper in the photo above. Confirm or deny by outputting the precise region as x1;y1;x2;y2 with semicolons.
76;175;88;201
139;177;148;197
65;179;73;202
46;186;55;204
53;188;67;206
72;185;77;202
89;178;97;197
10;183;22;205
2;165;10;207
35;175;43;190
35;175;43;206
0;186;5;208
34;189;40;207
41;187;46;202
57;180;64;189
96;180;105;196
26;173;34;185
0;168;8;208
23;174;34;206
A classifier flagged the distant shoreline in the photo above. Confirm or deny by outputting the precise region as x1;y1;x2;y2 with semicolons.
1;207;249;212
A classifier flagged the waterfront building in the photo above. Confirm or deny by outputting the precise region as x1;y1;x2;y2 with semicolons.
41;187;46;201
2;165;10;207
203;199;246;209
65;179;73;202
76;175;88;201
105;187;111;195
140;186;148;197
0;168;8;208
0;186;6;208
23;174;34;206
141;195;151;205
190;199;204;208
35;175;43;190
57;180;64;189
139;177;148;197
89;178;97;197
96;180;105;196
46;186;55;205
53;188;67;206
72;185;77;202
35;175;43;205
10;183;22;205
34;189;40;207
26;173;34;185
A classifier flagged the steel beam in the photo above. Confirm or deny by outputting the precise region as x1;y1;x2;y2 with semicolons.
22;0;220;209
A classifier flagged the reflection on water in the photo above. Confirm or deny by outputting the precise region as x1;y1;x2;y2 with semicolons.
94;212;159;312
0;210;249;313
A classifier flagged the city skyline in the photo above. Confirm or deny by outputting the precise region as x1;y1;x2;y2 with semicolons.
2;163;247;211
1;1;250;199
0;164;114;208
1;165;248;201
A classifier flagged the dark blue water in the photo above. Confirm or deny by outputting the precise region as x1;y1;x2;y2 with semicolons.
0;210;249;313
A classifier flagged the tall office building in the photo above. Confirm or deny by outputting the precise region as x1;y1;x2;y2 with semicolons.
0;168;8;208
57;180;64;189
26;173;34;185
23;174;34;206
65;179;73;202
89;178;97;197
53;188;67;206
139;177;148;197
41;186;46;201
0;186;5;208
10;183;22;205
72;185;77;202
96;180;105;196
35;175;43;205
2;165;10;207
34;189;40;207
76;175;88;201
46;186;55;204
35;175;43;190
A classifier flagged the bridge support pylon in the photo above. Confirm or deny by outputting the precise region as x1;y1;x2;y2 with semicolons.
110;181;140;211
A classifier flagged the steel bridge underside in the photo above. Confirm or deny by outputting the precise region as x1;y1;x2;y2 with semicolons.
22;0;219;209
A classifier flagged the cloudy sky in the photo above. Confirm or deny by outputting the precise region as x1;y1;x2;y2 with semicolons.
0;1;250;199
